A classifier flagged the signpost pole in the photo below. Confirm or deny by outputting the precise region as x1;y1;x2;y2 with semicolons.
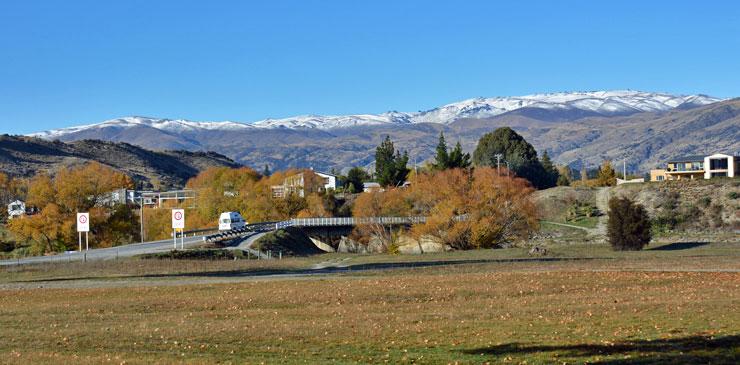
79;232;82;252
85;232;89;251
171;209;185;251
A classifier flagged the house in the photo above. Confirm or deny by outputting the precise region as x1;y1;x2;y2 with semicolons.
271;170;336;198
650;153;739;181
363;182;383;192
7;200;25;219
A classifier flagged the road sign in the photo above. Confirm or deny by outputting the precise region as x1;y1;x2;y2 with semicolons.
172;209;185;229
77;213;90;232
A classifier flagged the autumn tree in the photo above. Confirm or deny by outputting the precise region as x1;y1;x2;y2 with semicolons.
186;166;262;224
597;160;617;187
8;163;135;253
409;167;537;249
0;172;22;207
556;165;572;186
352;188;412;250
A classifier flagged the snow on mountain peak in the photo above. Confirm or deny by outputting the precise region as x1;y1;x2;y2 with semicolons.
28;90;723;138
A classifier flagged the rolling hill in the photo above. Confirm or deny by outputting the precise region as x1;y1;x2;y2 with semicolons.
0;136;241;189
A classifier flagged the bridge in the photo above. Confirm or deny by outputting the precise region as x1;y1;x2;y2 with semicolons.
204;216;428;243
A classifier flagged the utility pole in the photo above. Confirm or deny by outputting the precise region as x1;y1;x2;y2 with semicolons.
139;195;144;243
495;154;503;175
623;159;627;180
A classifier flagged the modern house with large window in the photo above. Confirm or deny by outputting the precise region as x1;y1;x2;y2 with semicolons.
704;153;737;179
650;153;738;181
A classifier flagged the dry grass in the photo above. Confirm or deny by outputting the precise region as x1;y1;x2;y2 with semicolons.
0;245;739;364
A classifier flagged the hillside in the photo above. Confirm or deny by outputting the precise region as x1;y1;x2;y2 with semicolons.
535;179;740;241
25;91;737;173
0;135;240;189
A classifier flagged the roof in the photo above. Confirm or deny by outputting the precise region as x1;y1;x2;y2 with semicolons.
667;155;706;163
314;171;337;178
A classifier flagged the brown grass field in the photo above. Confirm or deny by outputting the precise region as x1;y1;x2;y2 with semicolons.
1;241;739;364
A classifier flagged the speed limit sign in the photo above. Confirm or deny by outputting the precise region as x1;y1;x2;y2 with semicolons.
77;212;90;232
172;209;185;229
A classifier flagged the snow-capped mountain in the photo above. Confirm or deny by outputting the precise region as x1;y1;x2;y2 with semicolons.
30;116;256;140
28;90;722;138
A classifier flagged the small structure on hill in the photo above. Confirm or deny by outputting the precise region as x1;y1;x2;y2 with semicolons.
7;200;26;219
363;182;382;193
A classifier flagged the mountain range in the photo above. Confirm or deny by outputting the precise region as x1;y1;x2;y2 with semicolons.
24;90;740;175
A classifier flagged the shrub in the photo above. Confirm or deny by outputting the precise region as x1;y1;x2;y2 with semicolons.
699;196;712;208
607;197;652;251
728;191;738;200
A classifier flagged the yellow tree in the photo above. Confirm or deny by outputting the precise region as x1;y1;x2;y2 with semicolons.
352;188;412;249
596;160;617;187
9;163;135;252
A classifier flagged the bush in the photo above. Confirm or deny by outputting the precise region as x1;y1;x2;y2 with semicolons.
728;191;738;200
607;197;652;251
699;196;712;208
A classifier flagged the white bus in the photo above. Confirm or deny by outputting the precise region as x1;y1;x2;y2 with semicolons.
218;212;247;231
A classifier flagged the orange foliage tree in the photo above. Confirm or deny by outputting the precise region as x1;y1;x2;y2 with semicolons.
8;163;136;253
352;167;538;250
351;188;413;249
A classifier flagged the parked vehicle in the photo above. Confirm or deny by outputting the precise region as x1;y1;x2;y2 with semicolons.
218;212;247;231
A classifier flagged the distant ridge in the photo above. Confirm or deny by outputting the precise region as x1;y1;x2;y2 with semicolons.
29;90;722;137
0;136;241;189
20;91;737;176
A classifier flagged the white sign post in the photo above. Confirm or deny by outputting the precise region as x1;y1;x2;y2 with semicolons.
77;212;90;251
172;209;185;249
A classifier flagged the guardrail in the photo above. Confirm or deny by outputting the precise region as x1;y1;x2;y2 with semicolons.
203;221;280;243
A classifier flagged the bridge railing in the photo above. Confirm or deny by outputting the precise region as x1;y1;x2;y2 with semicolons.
286;216;427;227
204;216;439;243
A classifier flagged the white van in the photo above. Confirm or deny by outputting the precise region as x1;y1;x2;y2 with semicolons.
218;212;247;231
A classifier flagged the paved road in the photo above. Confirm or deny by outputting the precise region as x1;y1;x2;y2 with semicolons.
0;235;207;266
540;220;590;231
226;232;269;259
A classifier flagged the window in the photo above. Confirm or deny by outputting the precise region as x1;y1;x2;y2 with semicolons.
709;158;728;170
711;172;727;178
657;176;664;181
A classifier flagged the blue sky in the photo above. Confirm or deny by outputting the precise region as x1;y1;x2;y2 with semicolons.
1;0;739;134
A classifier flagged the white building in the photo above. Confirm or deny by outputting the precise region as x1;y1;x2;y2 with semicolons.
704;153;737;179
7;200;25;219
315;171;337;191
363;182;382;192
